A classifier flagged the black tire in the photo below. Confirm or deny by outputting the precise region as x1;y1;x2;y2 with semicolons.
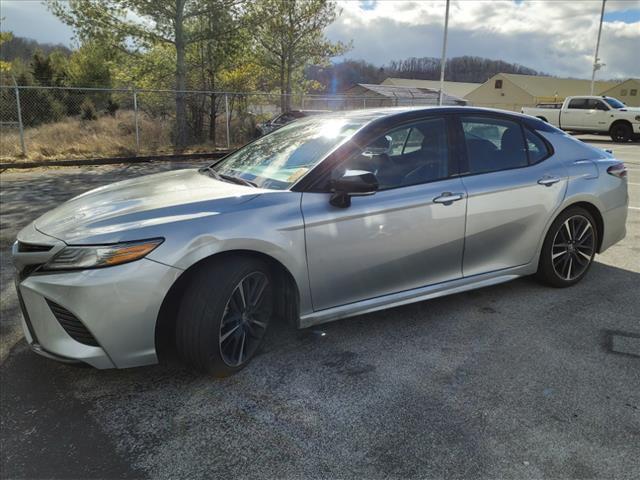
536;207;598;288
176;256;273;376
610;122;632;143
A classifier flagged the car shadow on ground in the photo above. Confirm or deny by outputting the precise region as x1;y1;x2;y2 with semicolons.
1;261;638;479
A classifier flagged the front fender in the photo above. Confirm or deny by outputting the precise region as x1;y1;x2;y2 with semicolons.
147;191;313;316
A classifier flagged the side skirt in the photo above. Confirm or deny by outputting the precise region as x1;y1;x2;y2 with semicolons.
299;263;536;328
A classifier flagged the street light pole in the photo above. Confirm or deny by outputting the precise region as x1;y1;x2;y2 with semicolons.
590;0;606;95
438;0;450;106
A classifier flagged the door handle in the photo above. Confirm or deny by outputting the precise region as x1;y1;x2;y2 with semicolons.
537;176;561;187
433;192;464;204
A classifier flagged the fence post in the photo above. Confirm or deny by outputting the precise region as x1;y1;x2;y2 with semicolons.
132;87;140;154
363;97;366;109
13;80;26;157
225;93;230;149
301;94;305;110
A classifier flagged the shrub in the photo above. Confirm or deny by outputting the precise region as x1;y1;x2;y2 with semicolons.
17;88;65;127
80;98;97;121
105;98;119;117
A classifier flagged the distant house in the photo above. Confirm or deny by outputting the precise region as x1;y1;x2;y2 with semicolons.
599;78;640;107
343;83;468;107
464;73;621;111
381;78;481;99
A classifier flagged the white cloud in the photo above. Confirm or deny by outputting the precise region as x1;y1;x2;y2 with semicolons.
328;0;640;79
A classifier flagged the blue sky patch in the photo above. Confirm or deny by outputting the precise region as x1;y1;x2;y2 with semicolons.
360;0;377;11
604;9;640;24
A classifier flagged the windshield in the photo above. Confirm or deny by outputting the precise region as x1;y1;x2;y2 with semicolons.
211;116;368;190
603;97;626;109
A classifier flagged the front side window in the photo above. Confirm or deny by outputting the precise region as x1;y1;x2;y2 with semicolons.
461;116;527;174
386;128;411;156
338;117;450;190
403;127;424;154
212;116;368;190
585;99;608;111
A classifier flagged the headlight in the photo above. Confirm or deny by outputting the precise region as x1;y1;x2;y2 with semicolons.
43;238;163;271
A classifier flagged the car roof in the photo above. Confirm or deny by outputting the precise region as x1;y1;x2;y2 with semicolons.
306;106;555;131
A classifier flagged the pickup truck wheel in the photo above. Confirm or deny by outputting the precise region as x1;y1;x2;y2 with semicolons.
610;122;632;143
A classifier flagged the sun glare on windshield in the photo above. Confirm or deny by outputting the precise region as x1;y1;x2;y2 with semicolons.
316;119;349;139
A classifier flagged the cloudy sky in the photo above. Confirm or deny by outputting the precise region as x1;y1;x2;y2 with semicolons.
2;0;639;80
326;0;640;79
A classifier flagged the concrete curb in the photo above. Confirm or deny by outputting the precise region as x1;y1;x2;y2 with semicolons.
0;151;232;170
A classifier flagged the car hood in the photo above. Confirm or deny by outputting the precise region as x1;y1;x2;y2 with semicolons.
33;168;260;244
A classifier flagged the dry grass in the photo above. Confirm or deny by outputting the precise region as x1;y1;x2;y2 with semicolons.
0;110;224;162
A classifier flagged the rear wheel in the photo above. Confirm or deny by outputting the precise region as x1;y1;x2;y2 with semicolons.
610;122;632;142
536;207;598;288
176;257;273;376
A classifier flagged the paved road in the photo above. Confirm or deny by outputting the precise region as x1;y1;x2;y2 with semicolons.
1;139;639;479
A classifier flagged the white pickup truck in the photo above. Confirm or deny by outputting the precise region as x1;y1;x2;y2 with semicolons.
522;96;640;142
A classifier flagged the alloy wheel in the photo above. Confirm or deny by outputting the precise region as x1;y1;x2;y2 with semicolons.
611;124;630;142
551;215;595;281
219;272;270;367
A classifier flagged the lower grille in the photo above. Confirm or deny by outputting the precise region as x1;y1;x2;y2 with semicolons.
46;300;100;347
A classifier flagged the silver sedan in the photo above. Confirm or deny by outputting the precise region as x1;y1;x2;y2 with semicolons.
13;107;628;376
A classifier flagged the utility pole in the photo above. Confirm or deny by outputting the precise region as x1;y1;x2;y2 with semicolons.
590;0;606;95
438;0;450;106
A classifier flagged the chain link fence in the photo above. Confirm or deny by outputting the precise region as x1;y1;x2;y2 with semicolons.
0;85;455;162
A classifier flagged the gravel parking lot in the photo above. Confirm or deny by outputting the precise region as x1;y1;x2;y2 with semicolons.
1;136;639;479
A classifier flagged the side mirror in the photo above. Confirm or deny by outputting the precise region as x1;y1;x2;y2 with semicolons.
329;170;378;208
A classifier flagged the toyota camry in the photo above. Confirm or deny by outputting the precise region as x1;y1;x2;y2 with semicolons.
13;107;628;376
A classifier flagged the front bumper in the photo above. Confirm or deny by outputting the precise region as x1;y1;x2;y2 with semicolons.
15;253;182;369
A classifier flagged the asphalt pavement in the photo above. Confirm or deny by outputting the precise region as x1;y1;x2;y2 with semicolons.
1;137;639;479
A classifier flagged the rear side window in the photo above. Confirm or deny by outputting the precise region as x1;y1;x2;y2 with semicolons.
461;116;528;174
525;129;551;164
568;98;587;109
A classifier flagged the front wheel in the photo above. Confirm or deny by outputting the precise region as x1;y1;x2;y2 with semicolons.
536;207;598;288
610;122;632;143
176;257;273;376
